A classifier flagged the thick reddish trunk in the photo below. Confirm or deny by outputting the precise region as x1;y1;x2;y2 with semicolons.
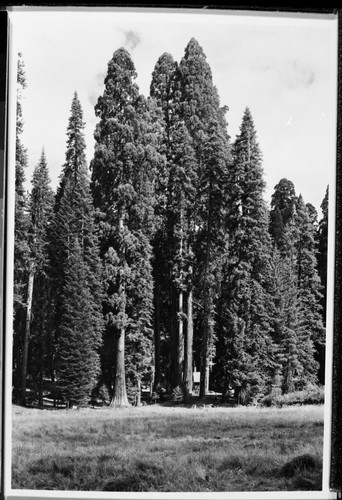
111;215;129;408
111;327;129;408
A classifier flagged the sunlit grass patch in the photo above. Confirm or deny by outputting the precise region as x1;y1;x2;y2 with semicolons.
12;404;324;492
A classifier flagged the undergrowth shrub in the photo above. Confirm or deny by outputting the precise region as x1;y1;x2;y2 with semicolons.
171;385;184;404
90;383;110;406
261;385;324;407
278;454;322;490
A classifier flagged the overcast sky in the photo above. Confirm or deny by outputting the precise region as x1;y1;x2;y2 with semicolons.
9;7;338;214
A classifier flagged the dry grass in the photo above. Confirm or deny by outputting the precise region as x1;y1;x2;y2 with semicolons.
11;403;324;492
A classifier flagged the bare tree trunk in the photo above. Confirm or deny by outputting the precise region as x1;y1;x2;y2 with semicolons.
205;365;210;394
199;307;210;399
21;271;34;405
170;284;178;388
137;379;142;406
184;283;193;394
176;208;185;387
200;188;213;399
38;370;43;408
111;327;129;407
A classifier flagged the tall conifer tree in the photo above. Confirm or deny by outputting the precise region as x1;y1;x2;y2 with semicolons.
178;38;232;397
51;93;103;405
317;186;329;324
270;247;303;393
150;52;179;390
276;210;322;391
316;186;329;383
91;49;162;406
23;150;54;405
268;179;324;391
150;52;198;392
57;238;102;406
269;178;297;248
13;53;30;402
216;108;276;402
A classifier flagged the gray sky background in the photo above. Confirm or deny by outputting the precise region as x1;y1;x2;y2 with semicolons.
9;8;338;214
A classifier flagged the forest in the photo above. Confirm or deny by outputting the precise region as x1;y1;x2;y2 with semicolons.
13;38;328;409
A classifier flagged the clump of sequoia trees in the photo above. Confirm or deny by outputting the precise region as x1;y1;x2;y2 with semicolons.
13;40;328;408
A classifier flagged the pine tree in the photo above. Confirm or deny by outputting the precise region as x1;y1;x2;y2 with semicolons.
51;93;104;405
216;108;276;403
91;49;162;407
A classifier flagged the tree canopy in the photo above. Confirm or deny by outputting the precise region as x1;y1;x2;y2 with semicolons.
14;42;328;409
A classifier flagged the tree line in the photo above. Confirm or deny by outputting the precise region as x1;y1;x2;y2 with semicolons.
13;39;328;408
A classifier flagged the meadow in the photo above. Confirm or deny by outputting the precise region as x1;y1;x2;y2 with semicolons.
11;403;324;492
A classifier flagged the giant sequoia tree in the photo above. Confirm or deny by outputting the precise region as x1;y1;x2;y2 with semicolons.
178;38;232;397
150;51;199;392
91;48;162;407
269;178;297;248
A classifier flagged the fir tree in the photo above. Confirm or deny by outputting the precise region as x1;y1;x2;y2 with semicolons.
216;108;276;402
317;186;329;325
277;211;321;391
13;53;30;403
293;195;324;347
57;237;102;406
51;93;104;405
23;150;54;405
316;186;329;383
268;189;324;392
270;248;305;393
91;49;162;407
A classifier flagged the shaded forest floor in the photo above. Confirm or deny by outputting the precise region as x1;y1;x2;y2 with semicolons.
12;403;324;492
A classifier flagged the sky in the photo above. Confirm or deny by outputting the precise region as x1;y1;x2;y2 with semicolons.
9;7;338;214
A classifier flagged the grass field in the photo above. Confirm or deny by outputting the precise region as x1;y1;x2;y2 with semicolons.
11;403;324;492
